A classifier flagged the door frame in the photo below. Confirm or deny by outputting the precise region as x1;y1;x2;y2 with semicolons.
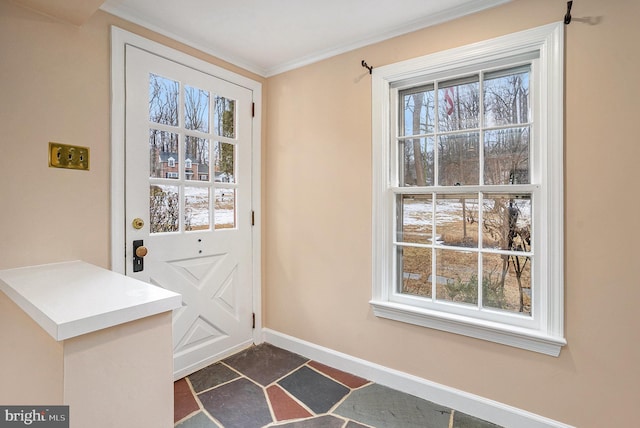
109;26;263;346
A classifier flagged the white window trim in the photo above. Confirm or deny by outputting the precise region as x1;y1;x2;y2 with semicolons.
371;22;566;356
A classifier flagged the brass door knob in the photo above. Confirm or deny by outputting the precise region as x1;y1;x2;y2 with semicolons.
135;246;148;258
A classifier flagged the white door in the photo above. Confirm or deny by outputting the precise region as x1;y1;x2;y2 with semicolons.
125;45;254;378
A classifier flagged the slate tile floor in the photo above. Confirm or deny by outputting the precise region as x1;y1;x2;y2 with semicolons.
174;343;501;428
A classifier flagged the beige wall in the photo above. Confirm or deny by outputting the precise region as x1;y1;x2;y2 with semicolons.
265;0;640;426
2;0;640;426
0;0;265;270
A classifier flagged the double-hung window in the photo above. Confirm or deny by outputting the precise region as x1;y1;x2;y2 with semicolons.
371;23;566;356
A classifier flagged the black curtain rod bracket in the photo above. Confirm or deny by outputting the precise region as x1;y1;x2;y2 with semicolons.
564;1;573;25
361;60;373;74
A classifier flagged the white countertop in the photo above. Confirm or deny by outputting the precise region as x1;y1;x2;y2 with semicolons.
0;261;181;341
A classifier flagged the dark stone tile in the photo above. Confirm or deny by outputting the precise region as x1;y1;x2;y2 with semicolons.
174;411;219;427
278;366;350;414
453;410;502;428
345;421;370;428
198;378;272;428
308;360;370;389
188;362;240;393
271;414;346;428
174;378;200;423
223;343;308;386
335;383;451;428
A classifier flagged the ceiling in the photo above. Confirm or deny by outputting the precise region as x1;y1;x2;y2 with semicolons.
12;0;511;77
100;0;510;76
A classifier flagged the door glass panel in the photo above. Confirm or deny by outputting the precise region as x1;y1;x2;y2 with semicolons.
214;96;236;138
149;185;180;233
149;130;179;179
149;74;179;126
484;127;530;185
214;188;235;229
214;142;235;183
185;85;210;132
400;137;434;187
435;249;477;306
185;187;210;231
185;136;210;182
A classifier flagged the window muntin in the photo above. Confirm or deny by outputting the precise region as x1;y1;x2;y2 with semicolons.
371;23;565;355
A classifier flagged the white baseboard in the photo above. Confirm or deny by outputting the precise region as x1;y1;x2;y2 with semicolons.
262;328;573;428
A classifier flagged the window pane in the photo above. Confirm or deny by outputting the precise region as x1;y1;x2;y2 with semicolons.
438;132;479;186
400;138;434;186
214;142;235;183
482;252;531;315
402;88;435;136
185;85;210;132
484;127;530;185
150;185;179;233
214;96;236;138
483;66;530;127
149;130;179;179
185;136;210;182
435;194;478;247
185;187;210;231
214;188;235;229
435;249;477;306
397;194;432;244
398;246;432;298
149;74;178;126
438;77;479;131
482;194;532;251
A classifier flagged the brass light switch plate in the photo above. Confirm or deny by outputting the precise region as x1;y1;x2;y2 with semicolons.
49;142;90;171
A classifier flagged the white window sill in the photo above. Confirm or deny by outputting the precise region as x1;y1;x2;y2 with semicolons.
370;300;566;356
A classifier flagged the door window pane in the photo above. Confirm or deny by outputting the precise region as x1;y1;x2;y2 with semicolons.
438;77;480;131
150;185;180;233
435;194;478;248
214;142;235;183
185;187;210;231
400;137;434;186
185;136;210;182
438;132;479;186
483;66;530;127
214;96;236;138
149;74;179;126
149;130;179;179
185;85;210;132
214;188;235;229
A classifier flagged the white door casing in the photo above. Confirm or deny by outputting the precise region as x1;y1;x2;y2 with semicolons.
110;28;262;380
